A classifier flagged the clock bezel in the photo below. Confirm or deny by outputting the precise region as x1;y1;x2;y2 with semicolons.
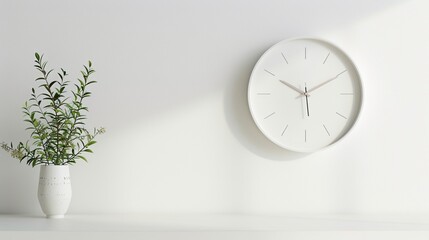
247;37;364;153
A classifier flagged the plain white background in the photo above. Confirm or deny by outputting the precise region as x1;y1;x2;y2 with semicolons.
0;0;429;215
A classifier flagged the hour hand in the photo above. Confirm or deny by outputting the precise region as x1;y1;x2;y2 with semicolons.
279;80;306;95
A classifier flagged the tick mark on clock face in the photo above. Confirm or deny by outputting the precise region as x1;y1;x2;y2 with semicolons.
336;112;348;119
323;124;330;136
323;52;330;64
281;124;289;136
264;112;276;119
304;47;307;60
257;92;271;95
304;130;307;142
264;69;275;76
281;52;289;64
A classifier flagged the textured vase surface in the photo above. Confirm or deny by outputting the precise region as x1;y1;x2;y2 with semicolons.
38;165;72;218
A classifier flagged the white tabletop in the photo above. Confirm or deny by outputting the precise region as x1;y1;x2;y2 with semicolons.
1;214;429;239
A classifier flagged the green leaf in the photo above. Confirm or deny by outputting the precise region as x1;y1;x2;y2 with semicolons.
35;52;40;61
77;155;87;162
45;69;54;78
48;80;56;89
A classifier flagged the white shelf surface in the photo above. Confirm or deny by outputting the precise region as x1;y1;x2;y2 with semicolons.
2;214;429;240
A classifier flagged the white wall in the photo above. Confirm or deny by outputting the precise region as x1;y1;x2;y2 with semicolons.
1;0;429;215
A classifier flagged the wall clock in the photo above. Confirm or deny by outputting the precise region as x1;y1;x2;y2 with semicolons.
248;38;363;152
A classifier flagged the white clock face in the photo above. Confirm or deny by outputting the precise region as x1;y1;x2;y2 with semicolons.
248;38;363;152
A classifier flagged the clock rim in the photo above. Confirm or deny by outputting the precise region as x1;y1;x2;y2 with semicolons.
247;37;364;153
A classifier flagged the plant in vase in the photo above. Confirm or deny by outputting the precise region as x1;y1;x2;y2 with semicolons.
1;53;104;218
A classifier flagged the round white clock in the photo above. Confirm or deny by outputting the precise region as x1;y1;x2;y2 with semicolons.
248;38;363;152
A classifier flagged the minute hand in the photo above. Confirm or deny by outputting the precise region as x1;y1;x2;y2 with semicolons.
307;69;347;93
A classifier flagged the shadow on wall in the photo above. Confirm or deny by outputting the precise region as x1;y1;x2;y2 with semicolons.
73;0;408;130
0;159;40;214
223;54;308;161
221;0;406;161
0;0;409;214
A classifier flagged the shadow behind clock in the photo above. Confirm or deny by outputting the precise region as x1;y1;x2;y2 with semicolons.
223;55;309;161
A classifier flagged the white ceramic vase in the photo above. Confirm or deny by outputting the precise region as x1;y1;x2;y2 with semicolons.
38;165;72;218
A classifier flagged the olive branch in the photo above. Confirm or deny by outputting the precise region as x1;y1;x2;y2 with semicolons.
1;53;104;167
